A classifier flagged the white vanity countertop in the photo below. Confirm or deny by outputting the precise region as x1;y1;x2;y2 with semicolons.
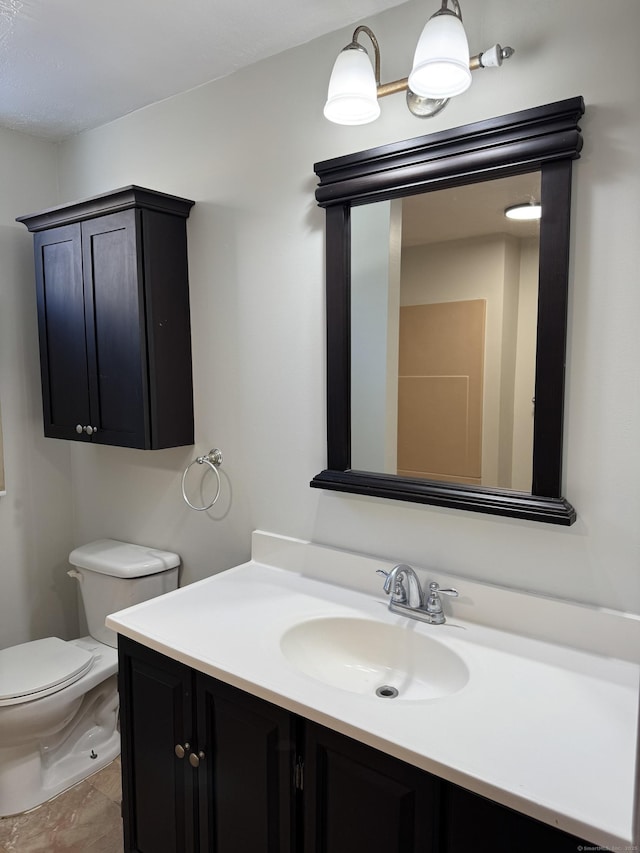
106;531;640;850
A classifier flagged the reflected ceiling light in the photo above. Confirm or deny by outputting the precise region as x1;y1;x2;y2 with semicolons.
505;202;542;221
324;2;514;126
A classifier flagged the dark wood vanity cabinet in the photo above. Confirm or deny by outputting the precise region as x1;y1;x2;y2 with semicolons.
17;186;195;449
443;784;588;853
118;639;195;852
118;637;296;853
195;673;296;853
118;638;591;853
302;723;438;853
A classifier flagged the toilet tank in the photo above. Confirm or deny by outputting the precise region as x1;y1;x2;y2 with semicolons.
69;539;180;648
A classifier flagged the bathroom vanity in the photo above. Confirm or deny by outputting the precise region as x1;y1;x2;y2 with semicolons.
119;637;589;853
107;532;640;853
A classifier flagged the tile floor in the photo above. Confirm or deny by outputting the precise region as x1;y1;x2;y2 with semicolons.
0;758;124;853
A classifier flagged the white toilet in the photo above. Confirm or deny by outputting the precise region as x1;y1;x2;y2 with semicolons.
0;539;179;817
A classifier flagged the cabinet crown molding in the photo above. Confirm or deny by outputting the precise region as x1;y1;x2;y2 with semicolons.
17;185;195;232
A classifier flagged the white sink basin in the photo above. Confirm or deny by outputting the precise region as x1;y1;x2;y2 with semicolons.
280;616;469;701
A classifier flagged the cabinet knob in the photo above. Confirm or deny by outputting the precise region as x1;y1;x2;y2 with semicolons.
83;425;98;435
174;742;190;759
189;750;205;768
76;424;84;434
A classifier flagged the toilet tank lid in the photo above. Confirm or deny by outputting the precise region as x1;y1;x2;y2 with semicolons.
69;539;180;577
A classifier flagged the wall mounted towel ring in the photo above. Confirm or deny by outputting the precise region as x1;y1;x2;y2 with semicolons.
182;448;223;511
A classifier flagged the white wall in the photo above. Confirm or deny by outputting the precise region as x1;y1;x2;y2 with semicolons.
0;127;79;647
47;0;640;612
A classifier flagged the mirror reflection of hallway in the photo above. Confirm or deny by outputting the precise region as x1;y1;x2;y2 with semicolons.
351;172;540;492
398;299;485;485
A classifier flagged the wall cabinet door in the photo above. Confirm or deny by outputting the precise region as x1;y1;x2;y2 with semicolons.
21;186;194;449
81;210;149;447
302;722;439;853
33;223;91;440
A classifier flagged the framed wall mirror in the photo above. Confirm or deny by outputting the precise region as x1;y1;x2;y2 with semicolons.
311;97;584;525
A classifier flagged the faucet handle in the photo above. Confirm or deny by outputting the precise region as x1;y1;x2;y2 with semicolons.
425;582;458;624
429;582;458;598
376;569;407;604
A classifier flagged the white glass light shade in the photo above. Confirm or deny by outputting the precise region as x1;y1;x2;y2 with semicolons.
323;46;381;125
505;203;542;221
408;12;472;99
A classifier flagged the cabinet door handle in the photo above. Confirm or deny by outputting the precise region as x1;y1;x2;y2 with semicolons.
189;750;205;768
174;742;190;759
76;424;99;436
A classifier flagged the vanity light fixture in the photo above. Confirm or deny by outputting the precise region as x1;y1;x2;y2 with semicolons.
504;202;542;221
323;0;514;125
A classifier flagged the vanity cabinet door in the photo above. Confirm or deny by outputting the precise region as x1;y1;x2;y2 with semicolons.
118;637;196;853
443;783;589;853
195;674;296;853
302;722;439;853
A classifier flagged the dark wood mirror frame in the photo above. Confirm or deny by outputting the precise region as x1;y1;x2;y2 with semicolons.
311;97;584;526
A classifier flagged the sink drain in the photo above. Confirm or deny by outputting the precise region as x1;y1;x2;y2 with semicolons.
375;685;399;699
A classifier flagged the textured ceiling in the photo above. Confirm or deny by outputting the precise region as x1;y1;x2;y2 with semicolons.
0;0;407;140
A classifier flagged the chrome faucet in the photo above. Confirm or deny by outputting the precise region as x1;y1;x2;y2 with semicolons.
377;565;458;625
378;564;424;608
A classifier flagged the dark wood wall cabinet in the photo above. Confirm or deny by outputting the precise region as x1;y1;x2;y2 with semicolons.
18;186;195;449
118;637;591;853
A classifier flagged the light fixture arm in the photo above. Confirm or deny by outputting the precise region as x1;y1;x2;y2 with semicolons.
348;25;409;101
351;25;381;85
439;0;463;19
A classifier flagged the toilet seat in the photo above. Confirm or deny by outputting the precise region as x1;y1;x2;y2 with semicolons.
0;637;94;707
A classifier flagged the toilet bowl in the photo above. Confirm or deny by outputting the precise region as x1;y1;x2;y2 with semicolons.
0;539;179;817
